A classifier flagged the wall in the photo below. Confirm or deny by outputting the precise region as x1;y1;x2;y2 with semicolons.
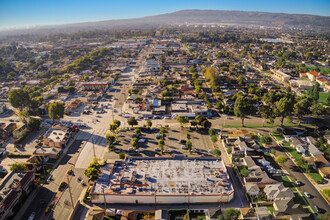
91;193;234;204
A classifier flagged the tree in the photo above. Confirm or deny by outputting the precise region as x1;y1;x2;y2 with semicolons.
275;97;294;126
106;134;116;145
131;137;138;149
127;117;138;127
209;128;216;136
186;140;192;153
177;115;189;128
295;157;307;170
260;135;272;145
109;124;117;133
224;208;240;220
258;104;272;126
201;119;212;129
146;120;152;128
27;118;40;131
48;102;64;122
113;119;121;128
234;94;255;126
239;167;249;177
312;82;320;104
213;149;221;156
237;75;245;86
18;110;29;122
294;97;312;125
158;138;165;153
312;103;325;119
10;163;27;171
8;89;30;111
84;167;99;179
275;155;288;165
211;135;218;146
135;128;141;135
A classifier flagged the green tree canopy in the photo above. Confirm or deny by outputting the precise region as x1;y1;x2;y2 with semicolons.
234;94;255;126
27;118;40;131
8;89;30;111
10;163;27;171
127;117;138;127
224;208;241;220
48;102;64;122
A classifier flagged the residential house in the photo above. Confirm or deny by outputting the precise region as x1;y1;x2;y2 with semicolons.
3;123;17;136
12;124;28;139
0;171;35;219
319;167;330;179
306;71;321;82
34;146;62;160
314;154;330;168
264;183;294;201
254;207;272;220
245;183;260;196
272;70;291;82
307;144;323;158
290;137;307;154
273;198;311;219
0;103;6;114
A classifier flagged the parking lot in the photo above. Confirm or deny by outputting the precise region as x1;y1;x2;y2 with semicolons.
104;126;216;159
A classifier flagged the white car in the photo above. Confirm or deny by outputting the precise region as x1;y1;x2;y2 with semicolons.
128;147;134;151
304;192;311;198
117;133;124;137
208;149;214;153
164;149;171;153
138;139;146;143
136;149;143;152
181;145;187;150
192;149;198;153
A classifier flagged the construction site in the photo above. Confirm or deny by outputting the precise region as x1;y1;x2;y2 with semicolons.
90;156;234;204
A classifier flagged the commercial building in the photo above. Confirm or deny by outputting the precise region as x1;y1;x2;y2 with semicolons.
90;156;234;204
43;126;71;148
272;70;290;82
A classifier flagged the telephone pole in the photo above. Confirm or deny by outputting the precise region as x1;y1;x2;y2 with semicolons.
67;175;74;209
92;137;96;158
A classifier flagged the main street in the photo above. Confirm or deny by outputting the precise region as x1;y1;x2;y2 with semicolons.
16;48;148;220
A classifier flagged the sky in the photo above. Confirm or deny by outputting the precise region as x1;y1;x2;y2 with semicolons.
0;0;329;30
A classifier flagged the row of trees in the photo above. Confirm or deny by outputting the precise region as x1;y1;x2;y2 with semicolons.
233;84;326;127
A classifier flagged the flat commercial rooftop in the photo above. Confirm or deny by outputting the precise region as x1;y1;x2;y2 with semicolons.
93;156;233;196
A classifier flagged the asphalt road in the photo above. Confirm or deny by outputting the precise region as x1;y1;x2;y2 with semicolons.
274;145;330;214
19;140;85;220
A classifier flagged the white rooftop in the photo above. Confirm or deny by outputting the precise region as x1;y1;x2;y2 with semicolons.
93;157;233;196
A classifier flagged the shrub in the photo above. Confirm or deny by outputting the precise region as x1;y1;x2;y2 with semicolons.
67;170;73;175
227;147;232;154
45;202;54;214
260;135;272;144
119;153;125;159
58;182;67;191
213;149;221;156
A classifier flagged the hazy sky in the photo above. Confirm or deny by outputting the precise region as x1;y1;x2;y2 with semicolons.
0;0;329;30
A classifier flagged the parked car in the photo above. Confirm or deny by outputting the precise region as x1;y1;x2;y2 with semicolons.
180;139;186;144
156;134;162;139
154;148;161;152
192;149;198;153
128;147;134;151
314;205;320;213
181;145;187;150
304;192;312;198
138;139;146;143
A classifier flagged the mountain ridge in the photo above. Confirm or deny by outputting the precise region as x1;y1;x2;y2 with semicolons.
1;9;329;37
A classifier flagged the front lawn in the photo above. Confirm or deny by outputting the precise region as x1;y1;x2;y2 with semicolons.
308;170;324;184
319;92;330;105
267;206;274;215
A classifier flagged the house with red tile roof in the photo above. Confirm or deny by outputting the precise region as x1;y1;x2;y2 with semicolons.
306;71;321;81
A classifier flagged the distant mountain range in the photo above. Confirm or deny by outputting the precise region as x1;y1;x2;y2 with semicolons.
1;9;330;37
